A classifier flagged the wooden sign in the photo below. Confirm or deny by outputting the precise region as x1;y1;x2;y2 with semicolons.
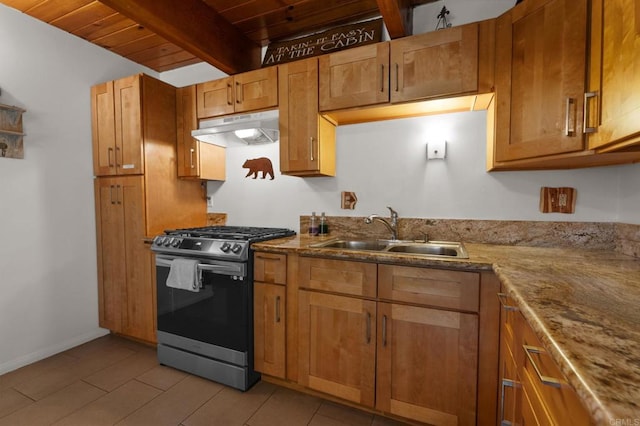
262;18;383;67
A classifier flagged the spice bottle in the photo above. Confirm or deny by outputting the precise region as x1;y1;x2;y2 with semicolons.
309;212;319;236
319;212;329;235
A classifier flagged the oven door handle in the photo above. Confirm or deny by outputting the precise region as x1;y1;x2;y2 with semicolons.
155;256;246;277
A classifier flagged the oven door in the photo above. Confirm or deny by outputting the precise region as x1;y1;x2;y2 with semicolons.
155;254;249;354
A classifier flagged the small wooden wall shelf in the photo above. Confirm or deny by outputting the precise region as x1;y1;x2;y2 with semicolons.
0;103;26;159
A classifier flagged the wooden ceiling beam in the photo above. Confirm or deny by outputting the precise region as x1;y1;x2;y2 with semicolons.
97;0;261;74
376;0;413;38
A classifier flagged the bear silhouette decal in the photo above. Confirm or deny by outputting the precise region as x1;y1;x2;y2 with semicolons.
242;157;274;180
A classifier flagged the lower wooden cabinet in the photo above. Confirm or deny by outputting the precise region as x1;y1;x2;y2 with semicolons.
295;259;490;426
253;252;288;379
298;290;377;406
498;290;593;425
376;302;478;425
254;282;286;378
95;176;155;342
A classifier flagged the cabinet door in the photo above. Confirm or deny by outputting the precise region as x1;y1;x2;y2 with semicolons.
95;176;150;341
376;302;478;426
91;81;117;176
114;75;144;175
390;23;479;103
298;290;376;407
587;0;640;150
319;43;389;111
95;177;126;332
176;85;200;178
494;0;587;162
254;282;286;378
234;67;278;113
279;58;336;176
196;77;235;118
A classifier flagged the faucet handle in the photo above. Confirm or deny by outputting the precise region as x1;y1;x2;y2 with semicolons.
386;206;398;218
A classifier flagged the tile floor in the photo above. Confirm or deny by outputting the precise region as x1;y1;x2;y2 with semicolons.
0;335;410;426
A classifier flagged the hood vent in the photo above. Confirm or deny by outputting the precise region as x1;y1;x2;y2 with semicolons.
192;109;279;145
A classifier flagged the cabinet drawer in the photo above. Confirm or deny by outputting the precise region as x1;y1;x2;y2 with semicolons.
378;265;479;312
521;321;592;425
298;257;376;297
254;252;287;285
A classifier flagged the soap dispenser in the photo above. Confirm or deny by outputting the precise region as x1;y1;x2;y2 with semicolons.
319;212;329;235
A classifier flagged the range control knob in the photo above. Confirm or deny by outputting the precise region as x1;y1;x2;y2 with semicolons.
220;242;231;252
164;238;173;247
231;243;243;254
153;236;164;246
171;238;181;247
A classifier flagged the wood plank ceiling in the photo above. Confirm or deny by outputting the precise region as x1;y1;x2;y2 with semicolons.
0;0;436;74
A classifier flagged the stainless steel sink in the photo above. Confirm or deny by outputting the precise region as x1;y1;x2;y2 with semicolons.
309;239;389;251
385;241;468;258
309;239;468;259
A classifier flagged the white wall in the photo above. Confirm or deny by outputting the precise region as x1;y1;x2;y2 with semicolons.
185;112;635;232
0;4;151;373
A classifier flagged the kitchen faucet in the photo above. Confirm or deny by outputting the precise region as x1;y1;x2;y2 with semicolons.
364;206;399;240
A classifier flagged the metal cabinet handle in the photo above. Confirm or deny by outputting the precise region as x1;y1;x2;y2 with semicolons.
497;293;519;312
523;345;562;388
366;311;371;344
500;378;516;426
380;64;385;92
565;97;576;136
275;296;281;323
235;81;242;104
309;137;315;162
583;92;598;134
189;148;195;169
226;83;233;105
108;147;114;167
382;315;388;347
116;184;122;205
115;146;121;167
394;63;399;92
109;185;115;204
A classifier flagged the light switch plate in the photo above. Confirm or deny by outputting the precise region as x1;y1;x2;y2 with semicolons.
427;140;446;159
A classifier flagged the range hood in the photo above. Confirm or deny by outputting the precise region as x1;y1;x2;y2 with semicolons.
192;109;279;145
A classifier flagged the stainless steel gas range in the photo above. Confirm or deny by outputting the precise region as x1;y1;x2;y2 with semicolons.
151;226;295;391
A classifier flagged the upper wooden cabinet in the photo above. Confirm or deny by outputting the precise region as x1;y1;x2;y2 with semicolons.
176;85;226;181
319;22;493;113
319;43;390;111
196;67;278;119
279;58;336;177
92;75;145;176
493;0;588;163
586;0;640;152
390;22;482;103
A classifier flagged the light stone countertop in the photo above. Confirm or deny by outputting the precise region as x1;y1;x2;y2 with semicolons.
252;235;640;425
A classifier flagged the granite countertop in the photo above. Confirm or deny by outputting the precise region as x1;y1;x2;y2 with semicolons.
252;235;640;425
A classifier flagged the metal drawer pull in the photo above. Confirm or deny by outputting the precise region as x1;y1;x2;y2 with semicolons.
275;296;281;323
380;64;384;92
108;147;114;167
189;148;195;169
366;311;371;344
565;97;576;136
523;345;562;388
497;293;519;312
583;92;598;134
